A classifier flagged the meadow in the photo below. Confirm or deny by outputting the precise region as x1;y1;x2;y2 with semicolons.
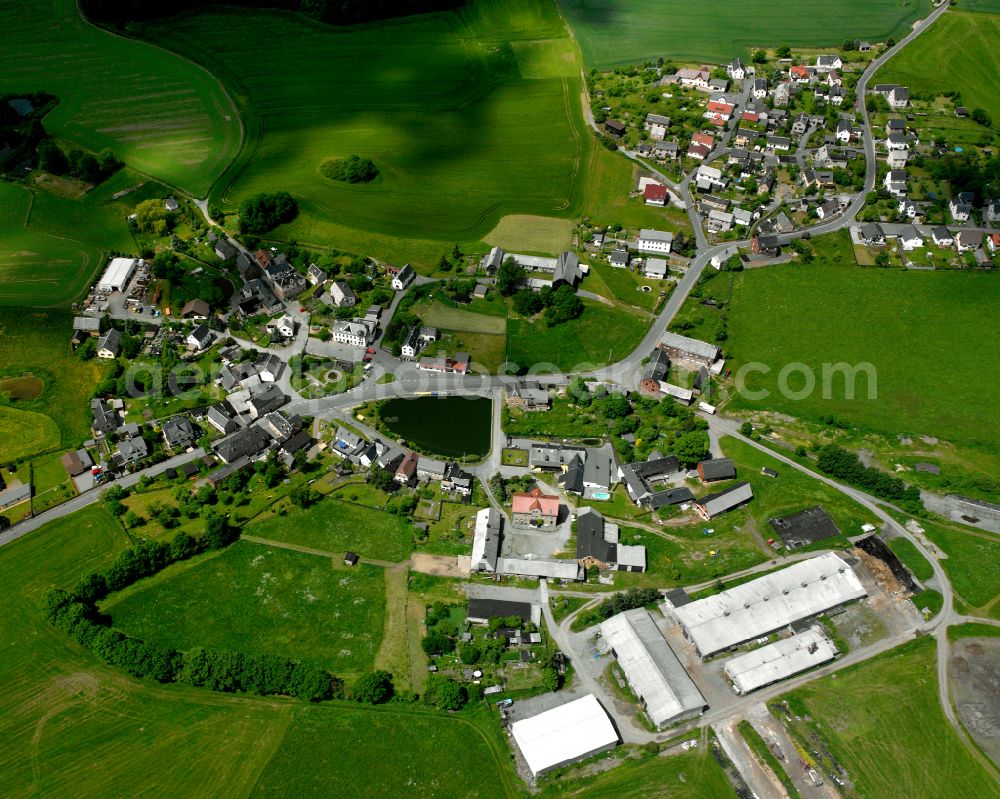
135;0;605;266
0;308;103;454
104;541;386;674
0;0;240;196
559;0;933;67
780;637;1000;799
247;498;415;562
877;10;1000;125
916;516;1000;616
724;232;1000;452
0;505;520;797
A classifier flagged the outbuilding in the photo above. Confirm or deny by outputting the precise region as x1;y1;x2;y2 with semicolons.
511;695;619;777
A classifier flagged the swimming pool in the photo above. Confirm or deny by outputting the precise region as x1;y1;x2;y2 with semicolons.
591;492;611;500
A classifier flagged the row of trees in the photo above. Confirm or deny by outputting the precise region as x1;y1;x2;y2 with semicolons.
574;587;661;629
816;444;923;514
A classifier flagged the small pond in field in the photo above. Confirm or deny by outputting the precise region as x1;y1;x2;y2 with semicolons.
379;396;491;458
0;374;43;400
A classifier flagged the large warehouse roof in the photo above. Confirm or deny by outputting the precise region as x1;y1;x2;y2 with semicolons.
600;608;706;728
511;694;619;776
668;553;866;657
97;257;137;292
724;627;839;694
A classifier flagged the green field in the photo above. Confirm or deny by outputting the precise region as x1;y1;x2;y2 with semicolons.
135;0;603;264
916;517;1000;616
781;637;1000;799
507;297;649;370
0;0;240;196
724;233;1000;452
247;498;415;562
888;536;935;582
0;308;103;452
878;10;1000;125
0;505;520;797
559;0;932;67
104;541;386;675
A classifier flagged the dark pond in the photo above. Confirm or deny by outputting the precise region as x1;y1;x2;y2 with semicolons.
379;396;491;458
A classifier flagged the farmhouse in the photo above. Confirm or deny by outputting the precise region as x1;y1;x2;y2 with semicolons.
481;246;505;273
96;328;121;359
637;229;673;254
618;455;691;509
576;507;646;572
666;552;866;657
724;627;839;694
599;609;707;728
470;507;503;573
97;257;138;293
496;557;582;582
659;332;720;369
694;481;753;520
512;487;559;529
675;67;711;89
507;381;550;411
511;695;619;777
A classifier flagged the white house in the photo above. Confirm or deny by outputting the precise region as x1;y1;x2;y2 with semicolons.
643;258;668;279
330;319;374;347
273;315;295;339
330;280;357;307
888;86;909;109
886;133;910;151
695;164;724;188
949;193;974;223
898;198;919;219
391;264;415;291
884;169;907;198
96;329;121;359
835;119;852;143
752;79;768;99
898;225;924;251
887;149;909;168
955;230;981;253
637;229;673;254
815;55;843;72
644;113;671;141
931;226;954;247
816;199;840;219
726;57;746;80
186;324;212;352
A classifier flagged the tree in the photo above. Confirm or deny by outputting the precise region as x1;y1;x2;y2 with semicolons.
352;670;394;704
739;421;753;437
540;666;559;693
495;256;525;296
458;642;480;664
368;465;397;493
421;629;455;657
204;511;236;549
971;108;993;128
775;45;791;59
752;50;767;64
123;510;141;528
598;393;631;419
239;191;298;234
512;290;543;317
543;285;584;327
37;140;68;175
289;485;319;509
435;680;467;711
320;155;378;183
134;199;171;235
674;430;710;467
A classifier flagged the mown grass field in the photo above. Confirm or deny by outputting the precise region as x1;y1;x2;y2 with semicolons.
560;0;932;67
484;214;575;254
104;541;385;675
724;232;1000;452
0;0;240;195
781;637;1000;799
0;505;520;797
915;516;1000;617
247;498;415;562
0;308;103;453
878;10;1000;125
135;0;599;265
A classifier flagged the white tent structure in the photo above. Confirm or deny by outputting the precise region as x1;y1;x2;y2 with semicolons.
599;608;707;728
96;257;138;292
724;627;839;694
511;694;619;776
667;553;866;657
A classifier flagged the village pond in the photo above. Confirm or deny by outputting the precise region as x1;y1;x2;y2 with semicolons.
378;396;491;458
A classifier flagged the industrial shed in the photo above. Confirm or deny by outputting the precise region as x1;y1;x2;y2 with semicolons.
723;627;839;694
666;553;866;658
511;694;619;776
96;257;138;292
599;608;707;729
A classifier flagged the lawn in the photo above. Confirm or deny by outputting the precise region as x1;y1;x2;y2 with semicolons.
888;536;935;582
724;232;1000;452
103;541;385;675
779;637;1000;799
878;10;1000;127
0;505;520;797
484;214;575;254
507;298;649;371
0;0;240;195
560;0;932;67
136;0;600;265
247;497;415;562
916;517;1000;615
587;261;665;311
538;747;734;798
413;301;508;335
0;308;104;453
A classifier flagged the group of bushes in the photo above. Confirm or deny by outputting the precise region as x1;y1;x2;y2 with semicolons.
42;530;405;705
572;588;661;631
37;140;121;184
239;191;298;234
321;155;378;183
816;444;923;514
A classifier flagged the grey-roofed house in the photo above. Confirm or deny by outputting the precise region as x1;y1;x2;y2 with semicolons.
695;481;753;519
530;443;587;471
96;328;121;359
0;482;32;510
186;324;212;351
470;507;503;573
642;347;671;383
507;381;550;411
115;436;149;466
213;425;272;464
247;384;287;419
330;280;357;307
256;353;285;383
162;416;196;450
659;332;720;368
442;463;474;496
609;248;630;267
618;455;684;508
416;457;448;481
206;401;238;434
552;251;583;289
215;240;237;260
576;507;646;572
92;398;121;435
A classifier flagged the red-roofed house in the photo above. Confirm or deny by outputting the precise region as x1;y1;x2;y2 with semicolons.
692;131;716;148
254;250;273;270
512;487;560;529
395;451;418;485
740;111;760;124
705;100;734;124
790;65;810;83
988;233;1000;254
644;183;668;206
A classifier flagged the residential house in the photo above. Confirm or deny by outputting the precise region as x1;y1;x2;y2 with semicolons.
307;264;327;285
395;451;419;485
791;114;809;136
955;230;981;253
181;299;210;320
888;86;909;109
751;235;780;257
644;113;671;140
859;223;886;246
214;240;236;260
512;487;560;529
985;199;1000;224
675;67;711;89
186;324;212;351
507;381;550;411
885;118;906;136
162;416;196;450
829;86;846;105
765;135;791;152
331;319;374;347
96;328;121;359
261;255;307;300
705;99;734;125
752;79;768;99
695;164;724;189
260;411;302;442
886;132;911;151
61;448;93;477
416;457;448;482
826;70;842;87
887;148;909;169
644;183;668;206
726;58;746;80
206;401;238;435
931;226;954;247
247;384;287;419
576;507;646;573
330;280;357;307
391;264;415;291
609;248;630;268
417;352;470;374
884;169;908;198
950;192;974;223
442;463;474;496
637;229;673;254
687;141;712;160
815;55;842;72
789;65;811;83
835;119;853;143
114;436;149;466
653;140;679;160
987;233;1000;254
643;258;669;279
401;325;422;358
213;425;272;464
272;315;295;339
898;225;924;251
256;353;284;383
772;82;791;107
816;199;841;219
